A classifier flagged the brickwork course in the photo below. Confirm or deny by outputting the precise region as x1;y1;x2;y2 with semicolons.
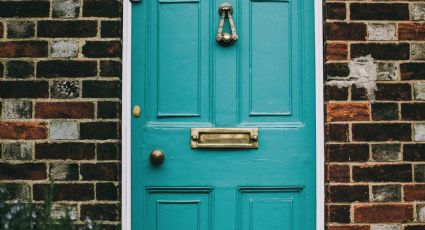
1;0;425;229
0;0;122;228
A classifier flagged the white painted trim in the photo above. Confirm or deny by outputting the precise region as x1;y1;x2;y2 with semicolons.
121;0;325;228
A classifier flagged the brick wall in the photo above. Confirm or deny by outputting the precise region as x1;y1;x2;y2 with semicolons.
325;1;425;229
0;0;121;228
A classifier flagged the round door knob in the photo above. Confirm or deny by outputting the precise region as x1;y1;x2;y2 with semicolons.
150;150;165;166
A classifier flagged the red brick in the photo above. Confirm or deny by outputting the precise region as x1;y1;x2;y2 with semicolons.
399;23;425;41
404;184;425;201
326;103;370;122
326;22;366;41
0;163;46;180
326;43;348;61
327;164;350;182
35;102;94;119
0;122;48;140
0;41;48;58
354;204;413;223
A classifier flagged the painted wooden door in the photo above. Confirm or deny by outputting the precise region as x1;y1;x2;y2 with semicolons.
131;0;316;229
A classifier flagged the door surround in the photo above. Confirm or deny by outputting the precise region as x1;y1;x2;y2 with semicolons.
121;0;325;228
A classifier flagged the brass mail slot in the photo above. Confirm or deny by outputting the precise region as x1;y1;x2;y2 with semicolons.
191;128;258;149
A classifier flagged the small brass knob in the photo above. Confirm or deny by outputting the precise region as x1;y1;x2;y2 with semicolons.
150;150;165;166
133;105;141;117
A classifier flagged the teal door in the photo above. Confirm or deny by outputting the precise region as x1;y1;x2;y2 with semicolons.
131;0;316;229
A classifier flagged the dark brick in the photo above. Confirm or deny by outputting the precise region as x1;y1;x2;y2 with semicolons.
326;144;369;162
101;20;122;38
327;185;369;202
35;102;94;119
371;184;401;202
406;226;425;230
81;204;120;221
83;0;121;17
326;3;346;20
404;185;425;201
37;61;97;78
401;63;425;80
80;122;119;140
371;144;401;162
328;227;369;230
328;205;350;223
327;164;350;182
399;23;425;41
350;3;409;20
326;22;366;41
33;183;94;201
414;165;425;182
0;122;48;140
371;103;398;121
404;144;425;161
97;143;120;160
83;41;121;58
326;63;350;79
351;86;369;101
38;20;97;38
325;124;349;142
353;164;412;182
0;41;48;58
0;163;46;180
6;61;34;78
352;123;411;141
7;21;35;38
351;43;409;60
0;1;50;18
375;83;411;101
83;80;121;98
0;22;3;38
81;163;119;181
354;204;413;223
35;143;95;160
402;103;425;120
97;183;119;201
98;101;120;119
0;81;48;98
100;60;122;77
0;62;3;77
325;85;349;101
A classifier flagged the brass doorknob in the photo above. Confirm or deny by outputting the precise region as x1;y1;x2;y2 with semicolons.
150;150;165;166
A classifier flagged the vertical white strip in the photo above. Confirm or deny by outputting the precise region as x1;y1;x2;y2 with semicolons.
122;0;132;229
314;0;325;228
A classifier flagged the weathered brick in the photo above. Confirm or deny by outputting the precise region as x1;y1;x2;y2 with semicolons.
351;43;409;60
0;163;46;180
1;142;33;160
81;163;119;181
352;124;411;141
328;205;350;223
0;122;48;140
51;41;79;58
399;23;425;41
98;101;120;119
328;227;369;230
417;204;425;222
51;204;78;220
351;3;409;20
371;185;401;202
401;103;425;120
411;4;425;21
100;60;122;77
6;61;34;78
404;144;425;161
325;85;349;101
97;143;120;160
404;184;425;201
2;183;31;200
2;100;32;119
326;3;346;20
367;23;396;41
353;164;412;182
35;102;94;119
325;124;349;142
49;163;79;181
354;204;413;223
326;43;348;61
7;21;35;38
83;0;121;17
377;63;398;81
375;83;411;101
49;121;78;140
371;225;401;230
35;143;95;160
411;44;425;60
51;80;80;98
38;20;97;38
413;124;425;142
82;80;121;98
371;144;401;162
401;63;425;80
0;41;48;58
327;164;350;182
81;204;120;221
0;1;50;18
371;103;398;121
80;122;119;140
327;185;369;202
326;102;370;122
33;183;94;201
37;60;97;78
414;165;425;182
0;81;48;98
326;22;366;41
326;144;369;162
414;83;425;100
52;0;80;18
82;41;121;58
101;20;122;38
97;182;119;201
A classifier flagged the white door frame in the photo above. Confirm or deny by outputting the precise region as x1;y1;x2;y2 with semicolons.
121;0;325;228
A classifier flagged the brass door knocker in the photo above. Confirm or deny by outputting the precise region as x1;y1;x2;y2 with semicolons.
216;3;238;46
